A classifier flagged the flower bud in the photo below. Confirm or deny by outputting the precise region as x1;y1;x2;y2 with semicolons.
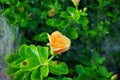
111;74;118;80
48;8;55;17
19;6;24;12
72;0;80;7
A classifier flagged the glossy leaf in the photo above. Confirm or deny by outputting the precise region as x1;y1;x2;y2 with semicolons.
62;77;72;80
59;20;68;28
78;17;89;25
46;18;59;27
41;11;47;19
38;46;49;63
45;77;56;80
20;58;40;71
60;11;71;18
80;12;88;16
26;45;39;59
33;32;48;42
13;71;25;80
20;18;28;28
67;7;76;15
67;7;80;21
5;53;20;63
6;66;19;75
40;65;49;77
49;61;69;75
24;72;31;80
12;57;26;67
31;67;41;80
66;28;78;39
19;44;28;57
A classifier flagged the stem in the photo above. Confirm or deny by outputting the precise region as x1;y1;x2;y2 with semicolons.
75;5;78;10
40;62;48;67
48;55;55;61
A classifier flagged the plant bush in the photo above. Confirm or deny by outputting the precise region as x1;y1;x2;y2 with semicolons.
0;0;120;80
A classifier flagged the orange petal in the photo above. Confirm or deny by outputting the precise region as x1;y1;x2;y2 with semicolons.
47;31;71;54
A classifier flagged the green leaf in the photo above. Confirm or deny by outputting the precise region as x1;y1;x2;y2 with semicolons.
45;77;56;80
41;11;48;19
98;66;113;78
46;18;59;27
88;30;98;37
28;20;37;30
97;57;106;64
97;0;111;8
93;52;106;64
29;8;41;17
4;8;10;14
98;66;107;77
60;11;71;18
59;20;68;28
26;45;39;59
40;65;49;77
12;57;26;67
62;77;72;80
38;46;49;63
13;71;25;80
67;7;80;21
19;2;30;9
80;12;88;16
20;58;40;71
91;63;97;70
14;71;31;80
66;28;78;39
20;36;31;44
23;72;31;80
106;72;113;79
84;67;94;76
6;66;19;75
10;0;18;5
78;17;89;25
31;67;42;80
20;18;28;28
0;0;10;3
5;53;20;63
76;65;84;74
19;44;28;57
49;61;69;75
33;32;48;42
67;7;76;15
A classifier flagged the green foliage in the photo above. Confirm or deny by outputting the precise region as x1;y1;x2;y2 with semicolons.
6;45;69;80
1;0;119;79
76;52;113;80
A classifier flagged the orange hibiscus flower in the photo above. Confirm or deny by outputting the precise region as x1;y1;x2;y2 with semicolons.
47;31;71;54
